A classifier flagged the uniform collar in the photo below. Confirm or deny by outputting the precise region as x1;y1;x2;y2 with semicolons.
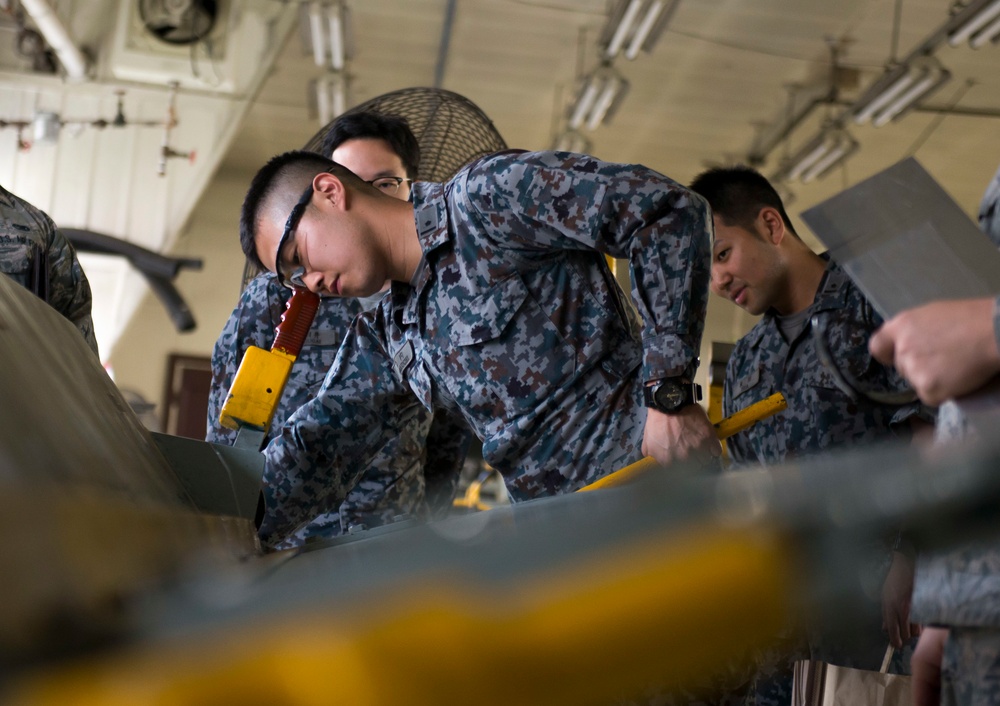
811;253;850;314
411;181;450;255
397;181;450;326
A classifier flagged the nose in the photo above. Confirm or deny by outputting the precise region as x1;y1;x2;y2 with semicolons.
710;263;730;296
300;271;325;295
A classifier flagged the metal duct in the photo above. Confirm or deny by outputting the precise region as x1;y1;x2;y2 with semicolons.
19;0;88;80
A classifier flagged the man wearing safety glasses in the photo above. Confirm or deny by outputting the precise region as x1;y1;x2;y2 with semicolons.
239;147;720;547
208;113;471;550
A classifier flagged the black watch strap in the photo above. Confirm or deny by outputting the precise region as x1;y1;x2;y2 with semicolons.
643;379;703;414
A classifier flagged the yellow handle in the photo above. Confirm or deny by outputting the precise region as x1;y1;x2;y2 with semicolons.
715;392;787;441
578;392;787;493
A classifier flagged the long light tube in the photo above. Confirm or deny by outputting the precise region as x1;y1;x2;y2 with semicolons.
327;3;345;71
871;68;949;127
567;69;629;132
568;77;601;130
605;0;644;59
586;77;620;130
948;0;1000;46
553;129;591;154
624;1;663;59
801;137;857;183
316;77;331;125
780;129;858;184
308;2;326;67
786;136;833;182
969;12;1000;47
853;59;950;127
331;74;346;117
853;68;915;125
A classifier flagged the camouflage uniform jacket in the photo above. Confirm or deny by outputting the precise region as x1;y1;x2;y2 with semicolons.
724;256;929;465
911;179;1000;629
980;163;1000;248
903;170;1000;706
0;184;98;356
261;150;711;544
208;273;470;550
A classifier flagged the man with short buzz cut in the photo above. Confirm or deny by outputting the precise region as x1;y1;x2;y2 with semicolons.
208;112;470;550
690;164;934;704
239;147;721;548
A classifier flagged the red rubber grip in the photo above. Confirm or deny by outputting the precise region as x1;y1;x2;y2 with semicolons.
272;287;320;357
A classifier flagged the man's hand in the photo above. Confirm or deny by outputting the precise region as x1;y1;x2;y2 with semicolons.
912;627;949;706
641;404;722;467
869;298;1000;405
882;550;920;649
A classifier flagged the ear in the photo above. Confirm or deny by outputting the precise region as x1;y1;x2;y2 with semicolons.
313;172;347;211
758;207;786;246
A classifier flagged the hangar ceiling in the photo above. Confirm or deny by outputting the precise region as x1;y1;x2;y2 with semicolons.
1;0;999;360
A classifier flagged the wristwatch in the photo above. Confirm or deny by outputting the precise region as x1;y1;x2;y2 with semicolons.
643;378;703;414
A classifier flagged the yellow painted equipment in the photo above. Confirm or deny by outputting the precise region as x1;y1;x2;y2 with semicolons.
578;392;787;493
218;288;320;433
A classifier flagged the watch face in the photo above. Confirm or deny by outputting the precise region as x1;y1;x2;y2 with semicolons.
654;381;686;410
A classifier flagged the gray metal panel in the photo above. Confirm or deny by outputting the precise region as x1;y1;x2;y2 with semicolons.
800;157;1000;318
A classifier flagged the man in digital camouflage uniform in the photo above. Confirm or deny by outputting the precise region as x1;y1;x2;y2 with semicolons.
690;165;933;704
870;161;1000;706
0;183;98;357
208;113;471;550
239;148;721;549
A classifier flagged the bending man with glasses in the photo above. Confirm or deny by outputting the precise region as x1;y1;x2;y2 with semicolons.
240;147;721;549
208;113;472;550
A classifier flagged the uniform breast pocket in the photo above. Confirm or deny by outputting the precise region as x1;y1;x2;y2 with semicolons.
0;242;33;287
729;365;762;403
447;273;576;420
294;346;341;394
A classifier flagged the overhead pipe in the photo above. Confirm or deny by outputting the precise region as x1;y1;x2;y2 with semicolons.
18;0;88;81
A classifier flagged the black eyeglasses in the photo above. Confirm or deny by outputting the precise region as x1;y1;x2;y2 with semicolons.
366;176;413;195
274;183;315;289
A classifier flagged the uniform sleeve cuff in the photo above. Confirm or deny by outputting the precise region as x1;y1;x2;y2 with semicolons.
642;332;699;382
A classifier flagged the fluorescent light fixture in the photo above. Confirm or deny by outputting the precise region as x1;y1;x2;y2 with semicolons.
779;129;858;184
552;129;592;154
308;2;326;68
852;57;951;127
601;0;680;60
315;74;347;126
567;68;630;132
568;77;601;130
625;1;663;59
305;1;349;71
327;2;345;71
948;0;1000;46
604;0;643;59
586;77;620;130
969;12;1000;47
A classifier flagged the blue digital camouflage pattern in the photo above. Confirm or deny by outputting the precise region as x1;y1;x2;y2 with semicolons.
890;174;1000;706
208;272;469;550
938;628;1000;706
979;163;1000;248
724;257;931;703
910;299;1000;706
0;184;98;357
724;257;930;465
261;150;712;546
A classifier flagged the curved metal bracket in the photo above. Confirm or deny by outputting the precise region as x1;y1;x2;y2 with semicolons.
811;313;918;406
